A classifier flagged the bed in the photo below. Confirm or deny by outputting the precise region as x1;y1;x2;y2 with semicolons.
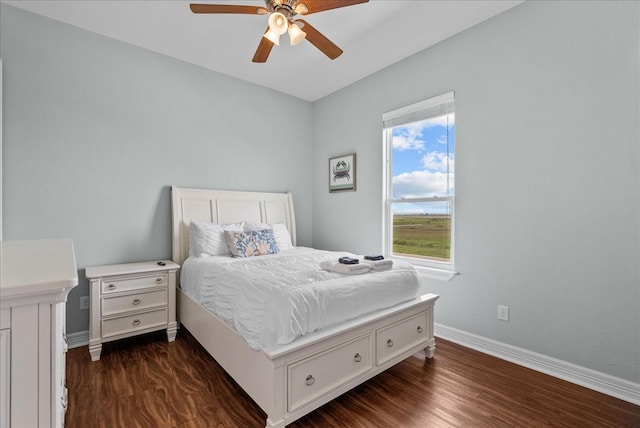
171;186;439;428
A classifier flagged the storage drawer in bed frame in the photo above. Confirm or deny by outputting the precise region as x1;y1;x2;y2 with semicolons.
375;310;429;365
287;333;373;412
280;305;433;422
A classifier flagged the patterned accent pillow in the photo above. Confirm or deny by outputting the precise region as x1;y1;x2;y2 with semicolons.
224;229;280;258
243;221;294;251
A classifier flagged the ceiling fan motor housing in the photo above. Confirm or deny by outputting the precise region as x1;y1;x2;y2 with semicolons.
268;0;305;19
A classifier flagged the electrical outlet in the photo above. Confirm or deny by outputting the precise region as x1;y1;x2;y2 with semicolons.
498;305;509;321
80;296;89;310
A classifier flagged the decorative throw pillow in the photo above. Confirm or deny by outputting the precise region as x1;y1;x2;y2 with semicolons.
189;221;243;257
242;221;294;251
224;229;279;257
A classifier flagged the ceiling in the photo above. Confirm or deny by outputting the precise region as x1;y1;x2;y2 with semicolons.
3;0;522;101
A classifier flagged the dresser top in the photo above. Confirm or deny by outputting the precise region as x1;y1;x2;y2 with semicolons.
1;239;78;300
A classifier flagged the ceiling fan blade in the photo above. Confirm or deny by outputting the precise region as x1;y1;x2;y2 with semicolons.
295;0;368;15
190;4;268;15
252;27;275;63
296;19;343;60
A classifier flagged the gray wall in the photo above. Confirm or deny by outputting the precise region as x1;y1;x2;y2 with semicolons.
312;1;639;383
1;4;313;335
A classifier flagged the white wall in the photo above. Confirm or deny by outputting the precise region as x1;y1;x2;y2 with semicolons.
0;4;314;335
312;1;640;383
1;58;3;240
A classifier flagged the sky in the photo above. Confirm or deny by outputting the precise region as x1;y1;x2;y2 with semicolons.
391;113;455;215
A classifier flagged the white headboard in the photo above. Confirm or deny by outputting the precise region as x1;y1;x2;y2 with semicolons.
171;186;297;266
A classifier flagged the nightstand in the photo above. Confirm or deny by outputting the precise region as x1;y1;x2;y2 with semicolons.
85;260;179;361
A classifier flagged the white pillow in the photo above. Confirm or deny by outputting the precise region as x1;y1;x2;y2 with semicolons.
189;221;243;257
243;221;271;231
270;223;294;250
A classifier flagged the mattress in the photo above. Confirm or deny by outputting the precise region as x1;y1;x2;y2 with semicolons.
180;247;422;350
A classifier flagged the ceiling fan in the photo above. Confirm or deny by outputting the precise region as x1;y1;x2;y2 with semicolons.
189;0;369;63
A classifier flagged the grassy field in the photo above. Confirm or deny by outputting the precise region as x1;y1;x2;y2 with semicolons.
393;215;451;260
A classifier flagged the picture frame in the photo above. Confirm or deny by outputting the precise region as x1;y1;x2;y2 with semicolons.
329;153;356;192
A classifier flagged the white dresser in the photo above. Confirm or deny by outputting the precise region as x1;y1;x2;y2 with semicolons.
85;260;179;361
0;239;78;428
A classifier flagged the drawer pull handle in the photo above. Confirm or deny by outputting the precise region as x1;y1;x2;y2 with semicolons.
132;319;141;326
387;339;394;348
155;278;163;283
132;298;141;305
305;375;315;386
417;326;424;334
107;284;116;290
354;353;362;363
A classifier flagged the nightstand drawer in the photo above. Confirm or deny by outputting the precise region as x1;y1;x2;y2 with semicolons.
102;308;168;338
101;273;168;295
101;289;168;317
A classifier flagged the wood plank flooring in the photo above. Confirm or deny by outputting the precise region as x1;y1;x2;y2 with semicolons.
65;329;640;428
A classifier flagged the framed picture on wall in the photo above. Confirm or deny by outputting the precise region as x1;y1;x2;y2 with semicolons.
329;153;356;192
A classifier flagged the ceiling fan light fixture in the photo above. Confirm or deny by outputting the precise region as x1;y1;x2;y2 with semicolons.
288;22;306;46
268;12;288;35
263;27;281;45
294;4;309;15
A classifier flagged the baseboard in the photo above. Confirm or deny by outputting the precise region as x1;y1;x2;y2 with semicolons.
434;323;640;406
67;330;89;349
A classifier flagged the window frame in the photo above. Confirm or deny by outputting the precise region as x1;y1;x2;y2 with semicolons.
382;92;457;278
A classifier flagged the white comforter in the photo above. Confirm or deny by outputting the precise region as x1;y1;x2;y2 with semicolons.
180;247;422;350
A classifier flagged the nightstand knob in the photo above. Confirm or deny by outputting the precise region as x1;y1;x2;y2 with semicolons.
107;284;116;290
155;278;163;284
132;319;141;326
387;339;394;348
354;353;362;363
132;298;141;305
305;375;315;386
417;326;423;334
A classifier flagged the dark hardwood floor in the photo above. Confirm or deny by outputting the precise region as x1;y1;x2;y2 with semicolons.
65;329;640;428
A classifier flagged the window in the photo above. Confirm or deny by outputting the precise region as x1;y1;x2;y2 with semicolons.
383;92;455;274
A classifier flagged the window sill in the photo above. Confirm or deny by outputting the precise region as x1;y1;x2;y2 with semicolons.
413;265;459;282
390;255;458;281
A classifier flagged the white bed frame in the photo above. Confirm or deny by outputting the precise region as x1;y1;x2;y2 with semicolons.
171;186;439;428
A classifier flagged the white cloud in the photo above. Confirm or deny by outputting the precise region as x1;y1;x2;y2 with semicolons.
391;113;454;151
392;170;455;198
437;135;449;145
392;124;425;151
422;152;454;172
393;134;424;151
